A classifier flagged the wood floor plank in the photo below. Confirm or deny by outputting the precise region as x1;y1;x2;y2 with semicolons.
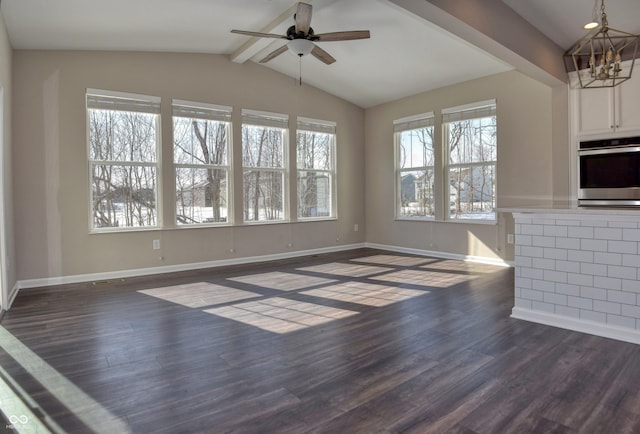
1;248;639;433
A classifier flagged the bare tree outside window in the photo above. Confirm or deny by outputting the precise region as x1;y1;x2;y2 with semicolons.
297;122;335;219
173;103;230;225
395;115;435;219
242;116;287;222
446;105;497;221
88;94;160;230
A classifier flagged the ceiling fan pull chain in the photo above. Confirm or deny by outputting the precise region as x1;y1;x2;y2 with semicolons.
299;55;303;86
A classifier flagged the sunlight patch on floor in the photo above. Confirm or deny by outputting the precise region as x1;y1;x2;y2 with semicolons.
297;262;391;278
420;260;503;274
0;363;55;433
138;282;260;308
350;254;436;267
134;255;479;334
227;272;337;291
0;327;131;433
203;297;358;334
372;269;473;288
301;283;427;307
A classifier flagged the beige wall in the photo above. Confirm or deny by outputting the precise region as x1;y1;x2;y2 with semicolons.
12;50;365;281
365;70;561;261
0;11;16;302
11;49;570;282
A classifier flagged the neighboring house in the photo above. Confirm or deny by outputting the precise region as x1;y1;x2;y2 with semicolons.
400;173;416;205
177;181;211;208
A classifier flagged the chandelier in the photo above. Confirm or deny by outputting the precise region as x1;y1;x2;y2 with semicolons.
564;0;639;88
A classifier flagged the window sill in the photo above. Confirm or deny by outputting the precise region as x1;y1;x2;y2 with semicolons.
446;218;497;226
394;217;497;226
395;217;436;222
89;218;342;234
90;226;162;235
297;217;337;223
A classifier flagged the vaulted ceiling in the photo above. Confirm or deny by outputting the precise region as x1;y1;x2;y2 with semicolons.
2;0;639;108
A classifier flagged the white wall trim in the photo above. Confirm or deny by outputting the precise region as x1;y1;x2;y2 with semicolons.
511;307;640;345
6;283;18;310
16;243;367;291
365;243;513;267
13;242;512;306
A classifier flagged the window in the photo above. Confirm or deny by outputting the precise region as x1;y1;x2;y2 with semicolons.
173;101;231;225
394;113;435;219
296;117;336;219
242;110;288;222
87;90;161;230
443;101;497;221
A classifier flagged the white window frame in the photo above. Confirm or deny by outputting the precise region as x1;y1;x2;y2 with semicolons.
87;89;162;232
241;109;289;223
172;100;232;226
443;100;497;223
296;117;337;220
394;112;436;220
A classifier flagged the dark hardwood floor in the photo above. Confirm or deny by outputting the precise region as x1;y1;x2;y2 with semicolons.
1;248;640;433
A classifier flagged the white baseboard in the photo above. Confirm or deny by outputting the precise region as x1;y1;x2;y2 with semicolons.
365;243;513;267
7;283;19;309
511;307;640;345
17;243;367;290
13;242;512;305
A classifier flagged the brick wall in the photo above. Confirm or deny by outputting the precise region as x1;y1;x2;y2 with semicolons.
514;213;640;332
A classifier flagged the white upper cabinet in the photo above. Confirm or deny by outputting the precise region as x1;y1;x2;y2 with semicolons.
575;86;613;135
616;76;640;134
572;70;640;137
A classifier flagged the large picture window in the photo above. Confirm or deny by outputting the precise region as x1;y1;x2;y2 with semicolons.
444;101;497;221
87;90;160;230
296;117;336;219
242;110;288;222
173;101;231;225
394;113;435;219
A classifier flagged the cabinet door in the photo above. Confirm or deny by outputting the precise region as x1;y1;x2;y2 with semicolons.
576;87;614;135
615;77;640;133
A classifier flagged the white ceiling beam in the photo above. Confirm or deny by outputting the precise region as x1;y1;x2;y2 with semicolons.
230;2;313;64
390;0;567;86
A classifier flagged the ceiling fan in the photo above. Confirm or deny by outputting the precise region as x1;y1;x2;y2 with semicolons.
231;2;370;65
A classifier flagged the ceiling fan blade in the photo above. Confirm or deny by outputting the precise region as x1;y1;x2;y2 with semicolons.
260;45;289;63
314;30;371;42
311;45;336;65
295;3;313;35
231;29;287;39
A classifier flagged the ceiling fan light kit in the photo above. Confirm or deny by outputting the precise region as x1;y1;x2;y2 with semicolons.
288;38;314;57
564;0;639;89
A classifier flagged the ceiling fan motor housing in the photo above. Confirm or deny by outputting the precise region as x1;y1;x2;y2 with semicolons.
287;25;315;40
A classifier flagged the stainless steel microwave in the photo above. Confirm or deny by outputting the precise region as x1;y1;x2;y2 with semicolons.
578;136;640;206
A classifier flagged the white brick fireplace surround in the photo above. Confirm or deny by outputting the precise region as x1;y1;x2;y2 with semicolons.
507;208;640;344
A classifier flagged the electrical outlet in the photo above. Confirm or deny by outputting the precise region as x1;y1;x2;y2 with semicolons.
153;239;160;250
354;224;359;232
507;234;514;244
